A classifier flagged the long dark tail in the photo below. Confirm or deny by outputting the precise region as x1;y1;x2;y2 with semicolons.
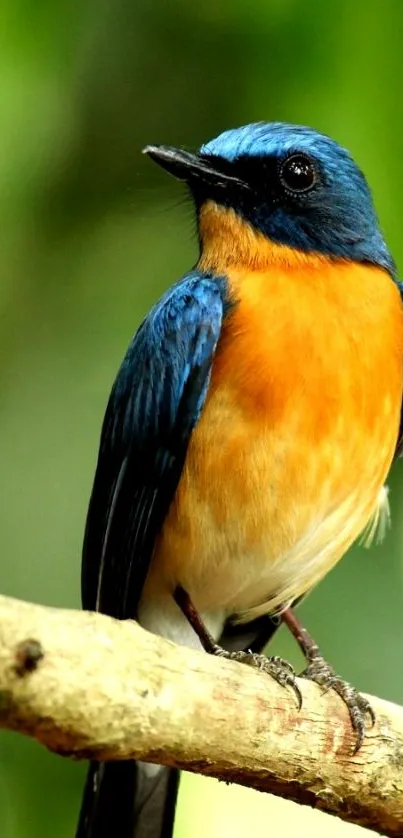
75;761;179;838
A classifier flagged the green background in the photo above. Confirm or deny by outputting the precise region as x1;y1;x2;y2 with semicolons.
0;0;402;835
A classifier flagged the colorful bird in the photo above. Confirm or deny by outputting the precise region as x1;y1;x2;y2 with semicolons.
75;122;403;838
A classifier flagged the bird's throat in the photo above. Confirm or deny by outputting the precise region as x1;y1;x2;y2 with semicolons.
197;200;330;274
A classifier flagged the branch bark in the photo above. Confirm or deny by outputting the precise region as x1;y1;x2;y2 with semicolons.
0;594;402;836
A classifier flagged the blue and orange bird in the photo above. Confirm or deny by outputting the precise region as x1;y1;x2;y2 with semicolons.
75;122;403;838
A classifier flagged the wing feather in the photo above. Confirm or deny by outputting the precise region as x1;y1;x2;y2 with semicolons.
81;271;227;619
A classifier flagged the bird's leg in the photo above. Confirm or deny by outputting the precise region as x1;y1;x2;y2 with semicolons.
173;584;218;653
173;585;301;708
281;607;375;752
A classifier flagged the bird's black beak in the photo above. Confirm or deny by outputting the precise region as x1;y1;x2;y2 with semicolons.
143;145;246;189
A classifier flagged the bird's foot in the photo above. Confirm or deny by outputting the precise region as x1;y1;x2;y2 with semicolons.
300;650;375;753
212;645;302;709
173;585;301;707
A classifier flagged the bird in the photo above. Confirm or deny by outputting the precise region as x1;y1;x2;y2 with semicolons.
75;121;403;838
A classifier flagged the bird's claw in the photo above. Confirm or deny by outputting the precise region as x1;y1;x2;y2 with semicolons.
213;646;302;709
300;653;375;753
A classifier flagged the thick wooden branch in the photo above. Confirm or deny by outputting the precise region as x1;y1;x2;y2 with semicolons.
0;595;402;836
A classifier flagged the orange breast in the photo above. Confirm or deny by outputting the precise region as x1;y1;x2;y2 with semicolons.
143;206;403;622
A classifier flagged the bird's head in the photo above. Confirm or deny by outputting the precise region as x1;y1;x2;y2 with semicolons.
144;122;394;274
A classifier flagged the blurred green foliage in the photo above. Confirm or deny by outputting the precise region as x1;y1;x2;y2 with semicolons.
0;0;402;835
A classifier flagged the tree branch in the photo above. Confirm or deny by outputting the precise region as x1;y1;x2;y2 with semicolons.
0;594;402;836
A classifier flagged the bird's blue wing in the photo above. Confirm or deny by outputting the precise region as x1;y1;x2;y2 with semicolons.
81;271;227;619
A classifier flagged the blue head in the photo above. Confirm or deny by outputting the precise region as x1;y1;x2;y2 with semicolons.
144;122;395;274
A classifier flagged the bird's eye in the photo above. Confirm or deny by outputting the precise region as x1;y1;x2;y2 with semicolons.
279;153;317;194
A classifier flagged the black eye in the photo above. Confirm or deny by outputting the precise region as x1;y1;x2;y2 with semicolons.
279;153;317;194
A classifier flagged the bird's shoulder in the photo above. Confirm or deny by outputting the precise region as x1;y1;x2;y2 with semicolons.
104;270;233;447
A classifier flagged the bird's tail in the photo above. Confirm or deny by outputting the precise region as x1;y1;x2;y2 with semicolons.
75;760;179;838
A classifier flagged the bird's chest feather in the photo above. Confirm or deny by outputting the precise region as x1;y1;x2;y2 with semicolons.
151;256;403;619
